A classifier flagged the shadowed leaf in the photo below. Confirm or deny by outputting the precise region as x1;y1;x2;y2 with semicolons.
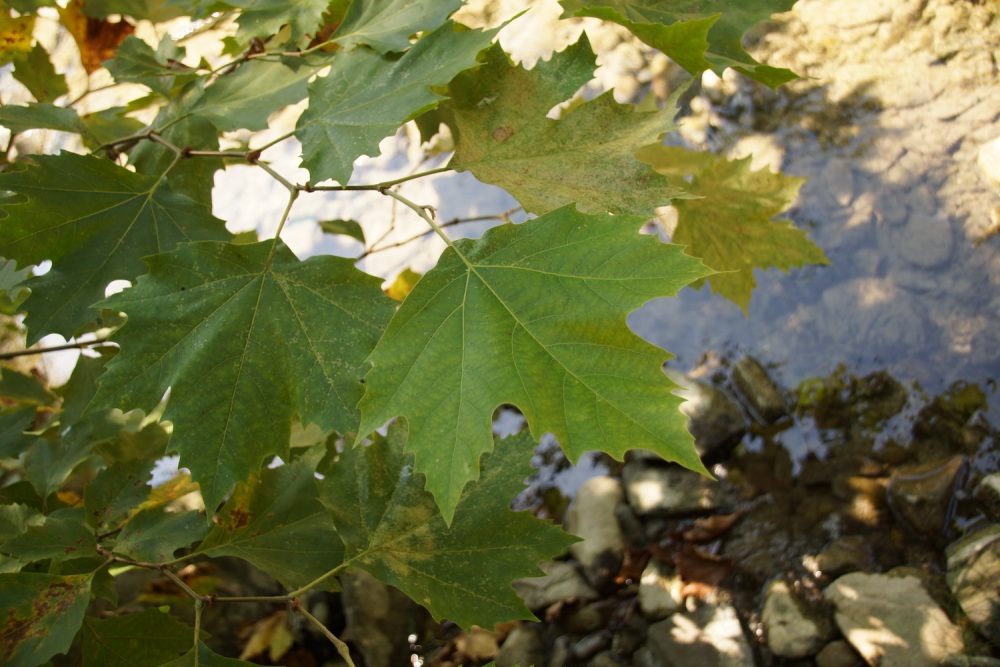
0;572;93;667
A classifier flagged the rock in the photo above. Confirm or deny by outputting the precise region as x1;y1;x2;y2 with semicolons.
895;213;955;269
973;473;1000;521
815;639;863;667
825;572;964;666
570;630;610;661
943;656;1000;667
762;579;834;658
886;455;967;536
819;158;857;207
340;569;418;667
978;136;1000;195
588;651;621;667
637;559;682;620
495;623;546;667
647;602;755;667
802;536;874;578
622;461;718;516
670;372;747;461
513;560;599;610
819;278;927;358
560;600;610;634
946;524;1000;644
566;476;627;588
611;613;649;658
632;646;661;667
731;356;788;424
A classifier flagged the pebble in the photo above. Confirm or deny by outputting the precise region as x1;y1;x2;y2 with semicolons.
802;535;874;578
946;524;1000;644
495;623;546;667
638;559;682;620
731;356;787;424
671;372;747;461
973;472;1000;521
647;602;755;667
513;560;598;610
825;572;965;666
761;579;834;658
819;158;857;208
886;455;967;536
815;639;863;667
978;136;1000;195
566;476;627;588
895;213;955;268
621;461;719;516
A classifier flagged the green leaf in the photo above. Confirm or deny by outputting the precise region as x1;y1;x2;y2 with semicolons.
190;57;319;132
0;257;31;314
357;205;713;523
0;511;96;562
0;368;56;405
229;0;330;42
103;35;194;97
319;424;576;629
84;459;156;532
0;407;36;459
5;0;57;11
57;351;112;429
196;459;343;589
112;508;208;563
296;20;500;184
24;433;95;499
449;39;688;216
331;0;463;53
0;102;86;135
0;503;45;572
81;608;194;667
0;572;93;667
10;44;68;102
318;218;365;244
559;0;798;87
0;153;230;344
636;145;828;311
92;240;393;514
78;107;146;152
158;641;257;667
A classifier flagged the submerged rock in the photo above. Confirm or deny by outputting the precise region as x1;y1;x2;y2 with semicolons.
762;579;834;658
513;560;599;611
802;535;875;578
815;639;863;667
647;602;754;667
622;461;719;517
825;572;964;666
973;473;1000;521
731;356;788;424
886;455;967;536
340;569;418;667
495;623;546;667
674;376;747;461
946;524;1000;645
637;559;682;620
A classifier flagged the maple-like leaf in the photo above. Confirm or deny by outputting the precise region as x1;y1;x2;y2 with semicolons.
196;459;344;589
103;35;194;97
81;608;195;667
92;240;393;513
296;20;499;184
448;40;689;216
357;205;713;523
636;145;827;311
228;0;331;42
331;0;463;53
11;44;68;102
158;641;257;667
0;510;96;562
0;572;93;667
318;425;577;629
559;0;798;87
0;153;230;344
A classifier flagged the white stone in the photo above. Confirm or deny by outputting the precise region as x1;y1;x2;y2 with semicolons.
825;572;964;666
566;476;626;587
762;579;832;658
513;561;599;610
638;560;682;620
978;136;1000;195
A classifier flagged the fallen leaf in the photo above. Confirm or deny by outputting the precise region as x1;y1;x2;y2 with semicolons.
681;511;746;544
676;543;733;599
239;610;294;662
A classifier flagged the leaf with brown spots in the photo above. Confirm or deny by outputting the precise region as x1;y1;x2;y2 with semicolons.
317;423;578;629
59;0;134;74
446;40;689;216
0;572;93;667
195;459;344;590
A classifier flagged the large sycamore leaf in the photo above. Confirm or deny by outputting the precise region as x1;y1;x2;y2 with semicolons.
357;205;713;523
112;508;209;563
331;0;463;53
636;145;827;311
0;510;96;562
0;572;93;667
196;459;344;589
559;0;798;87
296;20;499;184
448;40;688;216
0;153;230;344
318;425;576;629
160;641;257;667
229;0;330;42
81;608;193;667
92;240;393;513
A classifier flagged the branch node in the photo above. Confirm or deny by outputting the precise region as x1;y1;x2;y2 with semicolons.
180;146;193;158
304;181;314;192
247;149;262;163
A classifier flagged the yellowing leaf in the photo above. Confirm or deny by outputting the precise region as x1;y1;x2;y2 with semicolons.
385;268;421;301
636;145;828;311
0;11;34;66
59;0;134;74
0;572;93;667
357;205;713;523
238;610;293;662
449;39;689;216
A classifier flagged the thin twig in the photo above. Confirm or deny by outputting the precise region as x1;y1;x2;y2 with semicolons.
0;338;110;360
308;166;452;191
359;208;522;259
383;189;454;249
294;600;357;667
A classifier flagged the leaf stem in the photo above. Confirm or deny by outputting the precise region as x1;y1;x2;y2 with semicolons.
193;598;203;667
293;599;357;667
0;337;110;360
359;208;522;259
383;189;454;249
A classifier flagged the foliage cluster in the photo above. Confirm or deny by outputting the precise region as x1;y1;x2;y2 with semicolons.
0;0;825;664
